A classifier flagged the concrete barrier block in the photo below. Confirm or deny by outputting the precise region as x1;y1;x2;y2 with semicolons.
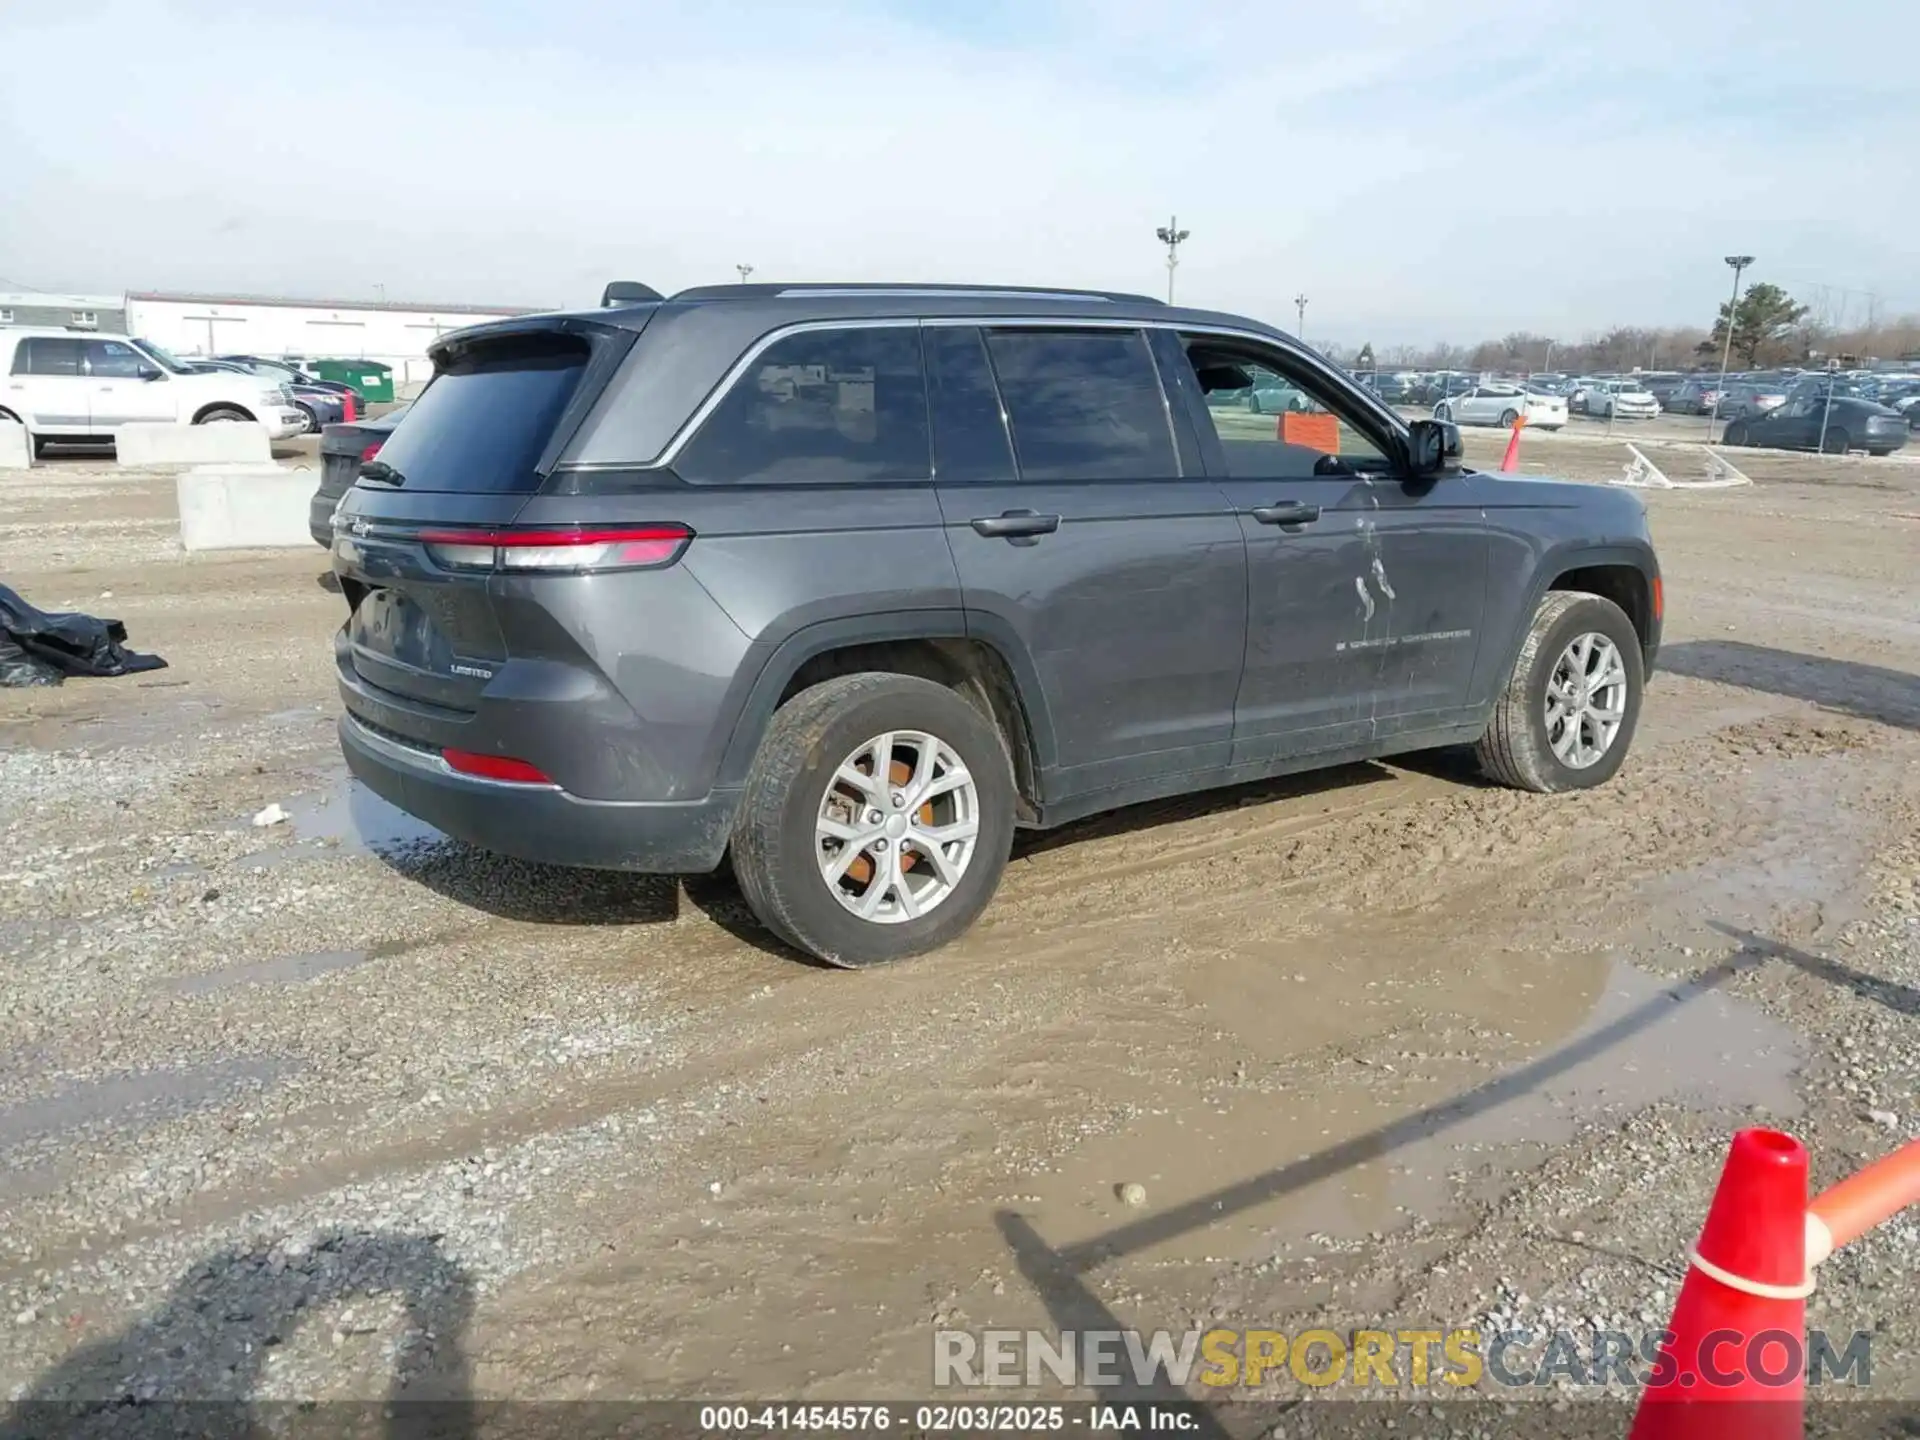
176;465;315;551
118;422;270;467
0;421;30;468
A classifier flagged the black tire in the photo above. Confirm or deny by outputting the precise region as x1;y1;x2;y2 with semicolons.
731;672;1017;967
295;403;317;434
194;406;252;424
1498;408;1519;427
1820;428;1849;455
1475;591;1645;794
1723;421;1749;447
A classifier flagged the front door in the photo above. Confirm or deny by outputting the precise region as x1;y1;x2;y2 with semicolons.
1167;332;1487;754
1163;336;1389;763
928;324;1248;803
84;340;176;428
6;337;92;434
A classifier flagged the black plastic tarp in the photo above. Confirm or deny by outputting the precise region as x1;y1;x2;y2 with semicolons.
0;584;168;688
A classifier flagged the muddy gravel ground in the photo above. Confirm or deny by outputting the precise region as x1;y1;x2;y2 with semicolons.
0;433;1916;1432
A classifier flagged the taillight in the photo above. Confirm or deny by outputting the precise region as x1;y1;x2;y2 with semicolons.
442;749;553;784
359;440;384;463
417;524;694;574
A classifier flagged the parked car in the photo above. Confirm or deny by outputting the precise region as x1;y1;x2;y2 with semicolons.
1433;381;1568;430
327;280;1662;966
1585;379;1661;420
1640;375;1688;407
1664;378;1727;415
1418;373;1479;405
1362;372;1413;404
0;330;305;455
1720;382;1788;421
186;359;348;433
1568;378;1605;413
218;355;364;411
1721;386;1909;456
308;406;410;546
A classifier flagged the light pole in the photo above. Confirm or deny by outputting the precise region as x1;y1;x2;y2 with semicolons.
1543;339;1555;374
1816;357;1841;456
1293;293;1308;339
1154;217;1190;303
1708;254;1754;442
736;264;754;285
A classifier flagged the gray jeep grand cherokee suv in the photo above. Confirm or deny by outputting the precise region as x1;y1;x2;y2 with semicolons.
330;282;1661;966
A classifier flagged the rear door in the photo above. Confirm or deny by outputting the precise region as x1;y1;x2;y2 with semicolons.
331;325;622;718
5;337;91;433
929;323;1247;801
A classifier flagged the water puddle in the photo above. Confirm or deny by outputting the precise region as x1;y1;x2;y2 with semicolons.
1029;951;1800;1265
237;774;449;870
160;948;374;997
0;1058;292;1200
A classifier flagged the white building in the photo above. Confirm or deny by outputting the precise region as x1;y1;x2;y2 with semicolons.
123;291;551;387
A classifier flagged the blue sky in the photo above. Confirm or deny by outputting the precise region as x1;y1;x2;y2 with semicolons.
2;0;1915;345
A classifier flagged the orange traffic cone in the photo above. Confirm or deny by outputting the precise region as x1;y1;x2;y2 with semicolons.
1630;1129;1810;1440
1498;414;1527;472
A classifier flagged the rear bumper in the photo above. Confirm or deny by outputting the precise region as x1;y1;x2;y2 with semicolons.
338;712;739;873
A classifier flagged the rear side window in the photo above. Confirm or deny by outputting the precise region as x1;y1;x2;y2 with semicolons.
676;326;930;485
984;329;1176;481
368;335;590;493
16;338;84;377
925;326;1015;483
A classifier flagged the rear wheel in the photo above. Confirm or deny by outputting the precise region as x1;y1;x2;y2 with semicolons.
1476;591;1643;794
1498;408;1519;427
731;673;1017;967
1820;428;1850;455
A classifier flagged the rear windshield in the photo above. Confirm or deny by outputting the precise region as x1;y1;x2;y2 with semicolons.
367;335;590;492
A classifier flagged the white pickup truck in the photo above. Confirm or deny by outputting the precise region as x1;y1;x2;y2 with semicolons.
0;329;306;457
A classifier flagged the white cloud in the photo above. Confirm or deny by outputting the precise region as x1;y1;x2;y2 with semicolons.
1;0;1914;344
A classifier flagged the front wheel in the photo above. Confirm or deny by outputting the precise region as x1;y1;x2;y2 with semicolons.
294;404;317;434
1723;421;1749;446
1475;591;1644;794
730;672;1017;966
1434;404;1453;422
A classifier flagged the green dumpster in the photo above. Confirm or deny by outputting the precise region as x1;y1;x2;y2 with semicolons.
308;358;395;405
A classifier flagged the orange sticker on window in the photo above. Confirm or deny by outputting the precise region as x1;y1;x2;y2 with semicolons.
1279;412;1341;453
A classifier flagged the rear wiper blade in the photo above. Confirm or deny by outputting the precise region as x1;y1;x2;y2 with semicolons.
358;459;405;485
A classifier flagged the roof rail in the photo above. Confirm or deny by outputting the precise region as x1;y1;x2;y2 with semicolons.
668;282;1165;305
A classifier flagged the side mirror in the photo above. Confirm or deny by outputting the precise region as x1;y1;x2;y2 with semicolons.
137;365;165;382
1406;418;1462;478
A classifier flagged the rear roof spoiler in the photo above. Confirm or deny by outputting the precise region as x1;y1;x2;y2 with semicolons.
601;281;664;308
